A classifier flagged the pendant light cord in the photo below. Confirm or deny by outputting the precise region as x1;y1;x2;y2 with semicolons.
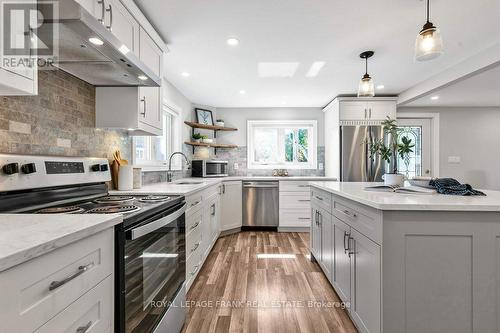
365;57;368;75
427;0;430;23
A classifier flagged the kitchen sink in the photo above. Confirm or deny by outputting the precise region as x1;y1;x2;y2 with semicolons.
174;181;203;185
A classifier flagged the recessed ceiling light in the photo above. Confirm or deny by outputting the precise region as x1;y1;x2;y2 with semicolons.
181;72;190;77
239;90;246;95
138;75;148;81
376;84;385;90
226;37;239;46
431;95;439;100
305;61;326;77
88;37;104;45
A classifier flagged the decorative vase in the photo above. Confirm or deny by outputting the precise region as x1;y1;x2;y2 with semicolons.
382;173;405;187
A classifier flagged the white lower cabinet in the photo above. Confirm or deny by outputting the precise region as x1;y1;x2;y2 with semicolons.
0;228;114;333
332;216;352;302
220;181;242;231
279;181;311;229
319;208;333;281
350;229;381;333
35;276;113;333
185;184;222;292
312;190;382;333
310;205;322;261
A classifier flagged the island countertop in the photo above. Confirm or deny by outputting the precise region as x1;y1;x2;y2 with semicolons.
0;214;123;272
309;181;500;211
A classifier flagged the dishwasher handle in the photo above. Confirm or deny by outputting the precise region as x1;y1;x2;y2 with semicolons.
243;182;279;188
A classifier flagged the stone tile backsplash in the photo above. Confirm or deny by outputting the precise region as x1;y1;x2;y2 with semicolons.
215;146;325;176
0;70;131;160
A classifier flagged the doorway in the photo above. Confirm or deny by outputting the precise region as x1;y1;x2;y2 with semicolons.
396;113;439;178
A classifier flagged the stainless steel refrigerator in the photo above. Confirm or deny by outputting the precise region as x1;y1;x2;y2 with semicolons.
341;125;385;182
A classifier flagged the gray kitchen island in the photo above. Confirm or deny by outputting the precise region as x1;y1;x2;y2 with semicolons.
309;181;500;333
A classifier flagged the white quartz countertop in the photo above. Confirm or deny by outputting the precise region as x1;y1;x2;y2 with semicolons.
110;176;336;196
309;181;500;211
0;214;122;272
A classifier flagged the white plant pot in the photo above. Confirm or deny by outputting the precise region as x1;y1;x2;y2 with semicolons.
382;173;405;187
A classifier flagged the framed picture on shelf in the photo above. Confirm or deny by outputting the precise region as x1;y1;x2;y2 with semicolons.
195;108;214;126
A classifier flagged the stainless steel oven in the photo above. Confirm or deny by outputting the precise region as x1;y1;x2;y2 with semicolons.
116;201;187;333
191;160;228;177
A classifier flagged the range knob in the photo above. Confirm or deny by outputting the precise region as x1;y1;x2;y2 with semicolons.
90;164;101;172
2;163;19;175
100;164;109;172
21;163;37;174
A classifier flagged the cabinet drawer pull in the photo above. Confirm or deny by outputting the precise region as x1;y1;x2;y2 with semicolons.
298;199;311;202
298;217;310;220
190;200;200;207
342;209;357;218
298;185;309;187
315;195;323;201
190;221;200;230
211;203;216;216
106;4;113;30
190;242;200;253
49;262;94;291
343;231;350;253
190;265;200;276
76;321;92;333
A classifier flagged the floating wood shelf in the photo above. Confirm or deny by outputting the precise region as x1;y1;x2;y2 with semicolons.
184;121;237;132
184;141;238;149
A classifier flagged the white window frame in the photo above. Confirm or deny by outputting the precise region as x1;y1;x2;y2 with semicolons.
247;120;317;170
132;102;182;171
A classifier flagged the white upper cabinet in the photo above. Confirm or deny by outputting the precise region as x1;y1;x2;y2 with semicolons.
139;27;162;77
0;7;37;96
105;0;140;53
335;97;397;123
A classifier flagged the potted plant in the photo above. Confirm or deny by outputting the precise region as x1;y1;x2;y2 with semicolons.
367;117;415;186
192;133;203;143
201;135;213;144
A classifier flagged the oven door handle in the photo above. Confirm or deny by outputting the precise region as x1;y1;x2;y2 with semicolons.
127;203;187;240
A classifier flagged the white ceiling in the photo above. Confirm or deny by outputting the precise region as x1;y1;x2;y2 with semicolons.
404;64;500;107
135;0;500;108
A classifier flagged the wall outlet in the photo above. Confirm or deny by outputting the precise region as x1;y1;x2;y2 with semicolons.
233;162;239;170
318;162;324;170
448;156;461;164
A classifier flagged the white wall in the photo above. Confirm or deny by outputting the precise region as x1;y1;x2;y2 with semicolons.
162;79;192;142
215;107;324;146
399;107;500;190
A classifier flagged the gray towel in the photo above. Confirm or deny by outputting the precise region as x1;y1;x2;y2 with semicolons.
429;178;485;196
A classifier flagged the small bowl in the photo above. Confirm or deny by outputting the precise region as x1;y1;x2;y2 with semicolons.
202;138;214;144
408;178;434;189
215;121;225;127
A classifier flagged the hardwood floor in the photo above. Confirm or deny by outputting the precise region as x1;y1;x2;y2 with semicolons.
182;231;358;333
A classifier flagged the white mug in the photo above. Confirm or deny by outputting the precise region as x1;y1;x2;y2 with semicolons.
382;173;405;187
118;165;134;191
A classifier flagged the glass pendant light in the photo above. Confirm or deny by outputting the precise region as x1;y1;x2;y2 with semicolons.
357;51;375;97
415;0;443;61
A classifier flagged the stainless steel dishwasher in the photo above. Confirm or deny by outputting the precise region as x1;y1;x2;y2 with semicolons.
242;181;279;227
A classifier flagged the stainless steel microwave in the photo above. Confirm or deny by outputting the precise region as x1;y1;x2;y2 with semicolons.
191;160;228;177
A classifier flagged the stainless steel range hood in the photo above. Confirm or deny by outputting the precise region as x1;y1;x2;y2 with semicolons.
37;0;160;86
